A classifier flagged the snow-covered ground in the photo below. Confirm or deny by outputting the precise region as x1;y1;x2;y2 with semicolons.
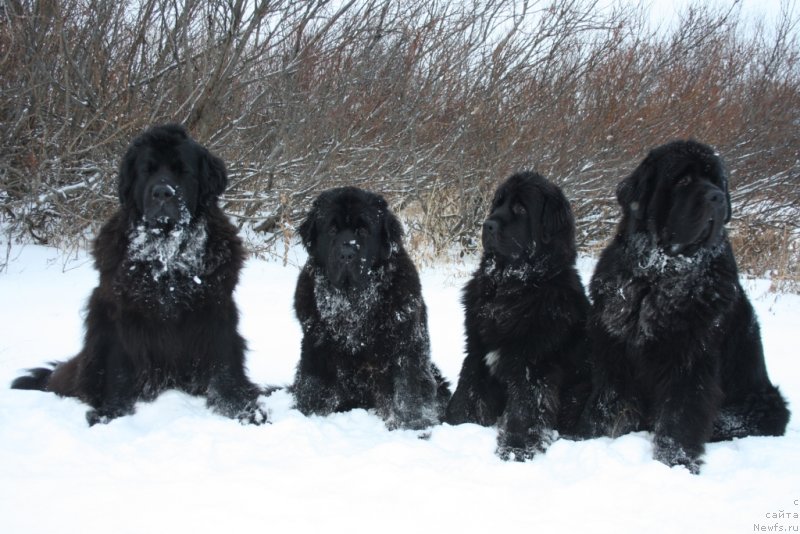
1;245;797;533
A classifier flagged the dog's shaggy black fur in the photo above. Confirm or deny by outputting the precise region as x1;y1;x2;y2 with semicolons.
578;140;789;473
292;187;450;430
11;124;267;426
446;172;591;460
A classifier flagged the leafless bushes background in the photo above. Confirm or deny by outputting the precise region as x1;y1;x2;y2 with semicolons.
1;0;798;278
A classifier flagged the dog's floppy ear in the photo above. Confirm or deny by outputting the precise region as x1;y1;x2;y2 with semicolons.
617;152;657;227
298;198;320;251
198;146;228;204
539;186;573;244
706;147;732;224
375;195;403;260
721;170;732;223
117;143;138;207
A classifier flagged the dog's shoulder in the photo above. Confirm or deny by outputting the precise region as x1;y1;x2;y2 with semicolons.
201;205;245;287
93;209;133;278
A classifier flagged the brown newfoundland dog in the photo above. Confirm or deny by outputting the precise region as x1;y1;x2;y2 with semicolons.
578;140;789;473
11;124;267;426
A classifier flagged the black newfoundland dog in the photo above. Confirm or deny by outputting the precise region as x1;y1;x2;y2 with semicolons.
11;124;267;426
292;187;450;430
578;140;789;473
446;172;591;460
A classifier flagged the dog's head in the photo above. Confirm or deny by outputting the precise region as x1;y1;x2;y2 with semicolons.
118;124;227;231
616;140;731;256
299;187;403;291
482;172;576;268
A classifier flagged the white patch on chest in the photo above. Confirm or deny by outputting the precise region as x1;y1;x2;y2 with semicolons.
484;349;501;375
118;214;211;315
127;216;208;282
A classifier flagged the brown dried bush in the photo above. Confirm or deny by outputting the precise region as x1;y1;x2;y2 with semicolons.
1;0;797;279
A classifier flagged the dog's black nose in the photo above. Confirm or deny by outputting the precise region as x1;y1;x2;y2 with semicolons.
151;184;175;202
483;219;499;236
706;189;723;205
339;242;357;263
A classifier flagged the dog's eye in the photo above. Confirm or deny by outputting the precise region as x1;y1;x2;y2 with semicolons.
327;226;338;236
512;203;527;216
676;176;692;187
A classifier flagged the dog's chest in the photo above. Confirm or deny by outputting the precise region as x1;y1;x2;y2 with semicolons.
312;277;383;353
473;288;533;376
598;264;715;346
116;222;212;316
121;267;207;316
476;297;513;333
472;280;538;347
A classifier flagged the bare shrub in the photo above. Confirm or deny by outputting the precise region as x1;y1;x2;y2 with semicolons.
0;0;797;278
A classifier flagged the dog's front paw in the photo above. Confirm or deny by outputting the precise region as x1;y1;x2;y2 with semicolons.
236;404;270;426
496;444;538;462
496;427;553;462
86;406;131;427
653;435;702;474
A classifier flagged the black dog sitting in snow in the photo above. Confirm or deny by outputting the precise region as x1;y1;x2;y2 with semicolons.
578;140;789;473
292;187;450;430
446;172;591;460
12;124;267;426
